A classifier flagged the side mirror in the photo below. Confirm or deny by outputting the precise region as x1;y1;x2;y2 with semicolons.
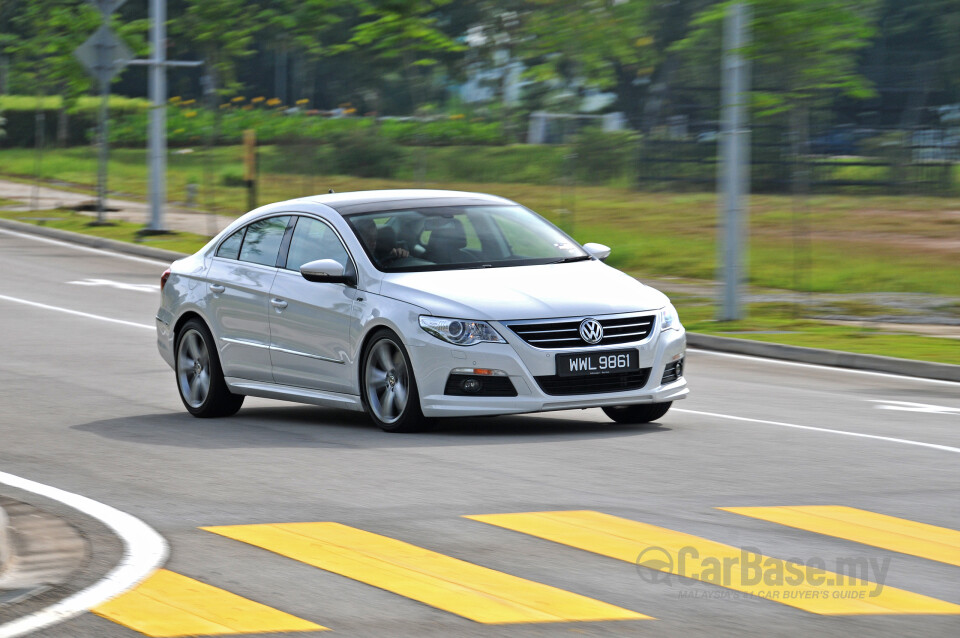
300;259;357;286
582;242;611;261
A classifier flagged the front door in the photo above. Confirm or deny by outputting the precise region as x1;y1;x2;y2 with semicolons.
268;216;360;393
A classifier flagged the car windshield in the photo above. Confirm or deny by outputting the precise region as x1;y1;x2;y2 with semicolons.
345;205;588;272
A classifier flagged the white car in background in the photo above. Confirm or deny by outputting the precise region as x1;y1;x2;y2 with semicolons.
156;190;687;432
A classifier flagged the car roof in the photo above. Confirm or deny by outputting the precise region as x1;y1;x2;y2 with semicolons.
296;189;515;215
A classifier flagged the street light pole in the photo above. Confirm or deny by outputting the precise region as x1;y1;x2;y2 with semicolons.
717;2;751;321
128;0;201;234
147;0;166;232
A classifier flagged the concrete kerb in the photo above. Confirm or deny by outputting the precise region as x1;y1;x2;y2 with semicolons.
0;217;191;264
3;216;959;383
686;333;960;383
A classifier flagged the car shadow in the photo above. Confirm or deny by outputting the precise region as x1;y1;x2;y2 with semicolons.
72;405;671;450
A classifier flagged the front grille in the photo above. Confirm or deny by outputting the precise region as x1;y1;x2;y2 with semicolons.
444;374;518;397
534;368;651;396
661;358;684;384
508;314;656;349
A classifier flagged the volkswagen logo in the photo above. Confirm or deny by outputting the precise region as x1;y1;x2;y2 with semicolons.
579;318;603;344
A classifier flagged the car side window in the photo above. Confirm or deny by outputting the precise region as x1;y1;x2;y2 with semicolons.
216;228;245;260
285;217;350;271
238;216;291;267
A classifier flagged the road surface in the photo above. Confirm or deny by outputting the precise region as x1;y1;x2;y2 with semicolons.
1;228;958;637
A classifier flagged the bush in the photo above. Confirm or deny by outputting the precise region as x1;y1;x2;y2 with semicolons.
572;128;640;182
325;127;404;178
220;170;246;187
0;95;148;147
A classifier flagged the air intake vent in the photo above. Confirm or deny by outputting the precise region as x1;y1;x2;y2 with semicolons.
534;369;652;396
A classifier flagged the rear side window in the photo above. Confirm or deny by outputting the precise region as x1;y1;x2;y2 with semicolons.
238;216;291;267
285;217;350;271
216;228;245;259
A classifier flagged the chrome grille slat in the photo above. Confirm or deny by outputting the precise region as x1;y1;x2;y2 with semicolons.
507;313;657;349
513;328;579;335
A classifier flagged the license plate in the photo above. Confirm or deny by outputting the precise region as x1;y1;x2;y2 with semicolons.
556;349;639;377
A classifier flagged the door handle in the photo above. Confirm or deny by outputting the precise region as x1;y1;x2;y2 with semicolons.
270;298;288;309
209;284;225;294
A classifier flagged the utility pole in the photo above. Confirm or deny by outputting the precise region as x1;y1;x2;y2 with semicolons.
130;0;201;233
717;2;751;321
147;0;166;232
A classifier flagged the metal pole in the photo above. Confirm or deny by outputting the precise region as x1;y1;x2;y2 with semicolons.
96;75;110;224
717;2;751;321
147;0;166;231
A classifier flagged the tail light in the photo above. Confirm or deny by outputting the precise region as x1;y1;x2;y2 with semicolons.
160;268;171;292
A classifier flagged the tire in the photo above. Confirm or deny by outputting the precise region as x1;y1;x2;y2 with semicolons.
602;402;672;424
360;330;428;432
175;319;244;418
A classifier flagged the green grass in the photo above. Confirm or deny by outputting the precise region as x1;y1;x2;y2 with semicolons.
0;208;210;255
680;302;960;366
0;147;957;294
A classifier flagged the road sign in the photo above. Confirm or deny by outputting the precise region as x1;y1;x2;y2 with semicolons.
74;25;132;84
86;0;127;15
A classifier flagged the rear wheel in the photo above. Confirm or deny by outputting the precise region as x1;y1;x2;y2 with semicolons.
361;330;427;432
602;402;672;424
175;319;244;418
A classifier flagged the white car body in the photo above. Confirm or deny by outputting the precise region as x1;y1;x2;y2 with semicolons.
156;190;687;424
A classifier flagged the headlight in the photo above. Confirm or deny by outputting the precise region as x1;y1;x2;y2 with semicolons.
419;316;506;346
660;303;681;331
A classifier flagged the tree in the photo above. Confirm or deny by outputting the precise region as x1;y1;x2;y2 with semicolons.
345;0;466;112
680;0;879;117
502;0;714;130
178;0;261;98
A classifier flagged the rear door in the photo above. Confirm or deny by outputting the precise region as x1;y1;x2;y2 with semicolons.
268;215;361;393
206;215;291;382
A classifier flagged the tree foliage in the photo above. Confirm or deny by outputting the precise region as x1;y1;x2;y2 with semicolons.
679;0;880;115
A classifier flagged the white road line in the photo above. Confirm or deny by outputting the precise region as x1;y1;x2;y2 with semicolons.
0;293;154;331
68;278;160;293
0;227;173;266
674;408;960;455
689;348;960;386
868;399;960;415
0;472;167;638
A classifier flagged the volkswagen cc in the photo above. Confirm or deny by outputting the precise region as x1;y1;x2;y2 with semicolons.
156;190;688;432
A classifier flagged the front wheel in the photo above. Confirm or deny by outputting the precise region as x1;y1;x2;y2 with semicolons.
175;319;244;418
602;402;672;424
361;331;427;432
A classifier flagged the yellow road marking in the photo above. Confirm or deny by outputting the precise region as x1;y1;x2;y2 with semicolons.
720;506;960;568
201;522;649;624
92;569;326;637
465;510;960;616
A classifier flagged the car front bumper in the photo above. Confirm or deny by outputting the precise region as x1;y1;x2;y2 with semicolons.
407;323;688;418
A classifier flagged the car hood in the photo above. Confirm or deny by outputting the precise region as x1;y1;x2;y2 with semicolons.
378;260;669;320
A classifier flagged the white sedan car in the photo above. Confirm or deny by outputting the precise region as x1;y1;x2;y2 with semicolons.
156;190;687;432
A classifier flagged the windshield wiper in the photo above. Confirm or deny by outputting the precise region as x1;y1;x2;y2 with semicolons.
549;255;592;264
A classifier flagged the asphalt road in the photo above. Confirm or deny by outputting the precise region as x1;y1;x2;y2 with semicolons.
1;227;959;638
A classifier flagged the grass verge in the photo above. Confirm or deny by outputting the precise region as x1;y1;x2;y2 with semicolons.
0;208;210;255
